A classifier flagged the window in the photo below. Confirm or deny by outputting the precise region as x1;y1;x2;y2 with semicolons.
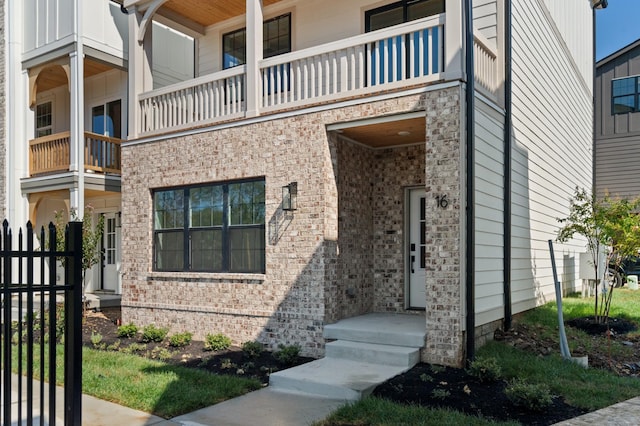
154;179;266;273
612;76;640;114
35;101;52;137
365;0;445;84
223;14;291;69
92;100;122;138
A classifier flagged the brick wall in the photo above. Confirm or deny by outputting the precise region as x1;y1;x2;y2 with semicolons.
122;87;465;360
422;86;465;366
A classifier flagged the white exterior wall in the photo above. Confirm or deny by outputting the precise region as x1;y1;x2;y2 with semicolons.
510;0;592;313
23;0;74;57
82;0;128;59
542;0;593;86
152;22;194;89
474;95;505;326
473;0;497;47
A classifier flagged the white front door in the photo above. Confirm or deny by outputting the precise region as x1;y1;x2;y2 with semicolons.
408;188;426;309
102;213;119;292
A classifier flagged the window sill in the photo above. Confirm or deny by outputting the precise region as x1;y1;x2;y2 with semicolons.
147;271;266;283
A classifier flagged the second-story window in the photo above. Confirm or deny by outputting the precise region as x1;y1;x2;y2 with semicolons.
92;100;122;138
223;14;291;69
35;101;52;138
612;76;640;114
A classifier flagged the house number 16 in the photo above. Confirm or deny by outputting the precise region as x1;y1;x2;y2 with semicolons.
436;194;448;209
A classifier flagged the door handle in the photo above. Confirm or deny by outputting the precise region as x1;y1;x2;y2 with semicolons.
411;255;415;273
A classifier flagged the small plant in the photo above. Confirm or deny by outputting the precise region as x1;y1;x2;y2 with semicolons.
431;388;451;400
90;332;105;349
430;364;445;374
117;323;138;338
273;344;300;365
106;340;121;351
151;346;173;361
141;324;168;343
169;331;193;347
467;357;502;383
204;333;232;351
505;379;553;411
242;361;256;370
220;358;236;369
120;342;147;354
420;373;433;382
242;341;264;358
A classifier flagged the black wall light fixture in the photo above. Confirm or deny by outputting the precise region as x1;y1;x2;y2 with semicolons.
282;182;298;211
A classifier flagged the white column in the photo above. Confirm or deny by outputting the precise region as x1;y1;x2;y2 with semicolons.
444;0;465;81
69;48;85;218
246;0;263;117
6;0;29;229
128;7;153;138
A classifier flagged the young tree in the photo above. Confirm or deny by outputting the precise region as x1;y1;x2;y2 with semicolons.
557;187;640;323
51;206;105;296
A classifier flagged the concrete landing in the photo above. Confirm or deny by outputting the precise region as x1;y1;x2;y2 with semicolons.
270;312;426;400
85;292;121;309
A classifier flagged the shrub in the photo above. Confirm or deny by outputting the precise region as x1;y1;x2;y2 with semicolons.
467;356;502;382
151;346;173;361
242;341;264;358
505;379;553;411
273;344;300;365
117;323;138;338
141;324;168;343
120;342;147;354
204;333;232;351
169;331;193;347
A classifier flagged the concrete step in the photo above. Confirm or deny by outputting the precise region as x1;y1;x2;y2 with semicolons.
323;313;426;347
269;358;409;401
325;340;420;368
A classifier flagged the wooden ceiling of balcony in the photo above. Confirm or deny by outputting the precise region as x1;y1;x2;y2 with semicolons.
162;0;283;27
339;117;426;148
35;59;112;93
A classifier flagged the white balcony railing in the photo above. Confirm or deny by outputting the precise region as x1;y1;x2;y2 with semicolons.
473;32;499;97
135;13;499;137
260;14;444;111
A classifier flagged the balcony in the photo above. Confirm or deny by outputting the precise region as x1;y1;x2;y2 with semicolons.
136;15;499;137
29;131;122;177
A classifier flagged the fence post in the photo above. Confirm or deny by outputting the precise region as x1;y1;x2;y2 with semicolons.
64;221;83;425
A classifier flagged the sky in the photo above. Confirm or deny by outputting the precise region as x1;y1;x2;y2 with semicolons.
596;0;640;61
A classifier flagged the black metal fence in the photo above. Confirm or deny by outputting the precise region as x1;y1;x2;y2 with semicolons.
1;220;83;426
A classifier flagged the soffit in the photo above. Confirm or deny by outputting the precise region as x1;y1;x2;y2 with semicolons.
36;59;112;93
161;0;284;28
339;117;426;148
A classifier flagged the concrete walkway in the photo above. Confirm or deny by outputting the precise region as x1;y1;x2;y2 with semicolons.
6;374;347;425
9;374;640;425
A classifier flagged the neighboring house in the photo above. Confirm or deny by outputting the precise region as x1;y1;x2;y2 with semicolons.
595;39;640;200
3;0;595;368
3;0;192;295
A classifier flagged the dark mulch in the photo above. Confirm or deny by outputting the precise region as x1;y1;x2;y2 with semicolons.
566;316;637;336
373;363;586;425
82;307;313;385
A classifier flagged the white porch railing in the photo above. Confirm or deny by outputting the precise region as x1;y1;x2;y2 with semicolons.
473;32;499;98
135;13;501;136
138;66;246;134
260;14;445;111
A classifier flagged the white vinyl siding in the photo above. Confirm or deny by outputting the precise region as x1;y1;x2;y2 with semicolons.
510;0;592;313
473;0;497;47
152;22;195;89
474;96;505;326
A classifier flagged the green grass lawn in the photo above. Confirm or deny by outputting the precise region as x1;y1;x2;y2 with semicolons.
12;345;261;418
